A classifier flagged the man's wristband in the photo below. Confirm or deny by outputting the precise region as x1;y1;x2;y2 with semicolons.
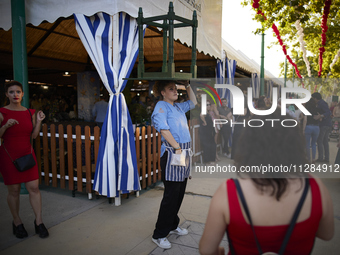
174;146;181;150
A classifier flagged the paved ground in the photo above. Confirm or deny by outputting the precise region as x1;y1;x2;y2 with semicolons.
0;139;339;255
149;221;229;255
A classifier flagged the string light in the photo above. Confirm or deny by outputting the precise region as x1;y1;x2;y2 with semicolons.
295;20;311;77
318;0;332;77
252;0;304;87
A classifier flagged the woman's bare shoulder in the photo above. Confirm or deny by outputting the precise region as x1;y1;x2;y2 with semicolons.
211;180;230;223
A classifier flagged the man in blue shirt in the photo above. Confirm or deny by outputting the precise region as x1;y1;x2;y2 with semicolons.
312;92;332;162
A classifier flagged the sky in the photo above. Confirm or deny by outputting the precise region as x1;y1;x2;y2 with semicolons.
222;1;284;78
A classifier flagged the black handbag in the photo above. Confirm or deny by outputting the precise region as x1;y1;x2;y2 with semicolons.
2;109;36;172
12;153;36;172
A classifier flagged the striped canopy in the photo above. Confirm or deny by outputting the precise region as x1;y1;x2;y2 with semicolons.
74;12;142;198
267;80;273;101
216;57;237;108
216;57;236;147
251;73;260;99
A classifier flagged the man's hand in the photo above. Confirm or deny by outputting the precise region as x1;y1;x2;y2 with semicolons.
313;113;323;121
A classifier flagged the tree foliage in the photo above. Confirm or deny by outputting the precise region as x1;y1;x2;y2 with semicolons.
241;0;340;94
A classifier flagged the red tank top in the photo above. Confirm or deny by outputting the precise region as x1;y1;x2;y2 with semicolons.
226;178;322;255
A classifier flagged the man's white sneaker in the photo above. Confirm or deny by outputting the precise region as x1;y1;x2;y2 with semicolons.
169;227;189;236
223;153;231;158
152;237;171;249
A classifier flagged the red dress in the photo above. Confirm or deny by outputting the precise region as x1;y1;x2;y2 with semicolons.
0;108;39;185
226;177;322;255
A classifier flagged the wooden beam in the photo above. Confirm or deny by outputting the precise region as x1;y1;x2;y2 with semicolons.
28;19;63;56
0;51;89;72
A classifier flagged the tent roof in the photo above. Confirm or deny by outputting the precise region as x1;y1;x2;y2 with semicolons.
0;0;222;58
0;16;216;85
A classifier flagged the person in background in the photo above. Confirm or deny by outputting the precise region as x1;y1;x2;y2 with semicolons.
231;97;249;159
92;94;108;129
208;102;221;161
199;99;217;165
58;98;69;120
199;110;334;255
335;133;340;165
264;97;272;108
218;98;232;158
302;99;320;163
30;94;41;111
151;80;196;250
0;81;49;239
294;104;304;124
332;101;340;121
67;94;77;119
48;95;59;122
257;96;267;110
329;101;337;115
312;92;332;163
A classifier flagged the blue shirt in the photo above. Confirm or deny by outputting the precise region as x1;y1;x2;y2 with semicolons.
152;100;195;156
92;100;108;123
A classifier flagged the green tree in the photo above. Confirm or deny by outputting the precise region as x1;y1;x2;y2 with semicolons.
242;0;340;94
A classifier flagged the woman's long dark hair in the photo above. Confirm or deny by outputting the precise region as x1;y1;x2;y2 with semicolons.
234;109;308;200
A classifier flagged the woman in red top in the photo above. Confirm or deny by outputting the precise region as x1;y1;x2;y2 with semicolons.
0;81;49;239
199;110;334;255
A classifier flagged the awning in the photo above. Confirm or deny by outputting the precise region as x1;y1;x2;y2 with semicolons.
0;0;222;59
222;38;282;83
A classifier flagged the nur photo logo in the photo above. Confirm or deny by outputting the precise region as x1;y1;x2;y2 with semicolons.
200;84;311;128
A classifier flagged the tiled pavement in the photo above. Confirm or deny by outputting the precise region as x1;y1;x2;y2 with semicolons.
149;221;229;255
0;140;339;254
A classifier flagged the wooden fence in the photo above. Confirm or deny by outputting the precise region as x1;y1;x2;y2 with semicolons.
35;124;100;197
34;119;205;199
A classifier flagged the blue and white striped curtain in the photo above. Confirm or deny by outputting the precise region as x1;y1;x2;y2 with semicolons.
216;58;224;106
251;73;260;98
216;58;237;108
278;85;282;99
216;57;236;147
267;80;273;101
74;12;142;197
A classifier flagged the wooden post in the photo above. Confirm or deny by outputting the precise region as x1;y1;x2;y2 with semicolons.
147;126;151;186
35;134;42;184
67;125;74;191
152;127;157;183
50;124;57;187
59;124;66;189
135;127;141;178
94;126;100;166
157;131;161;181
76;126;82;192
42;124;49;186
85;126;92;194
141;127;146;188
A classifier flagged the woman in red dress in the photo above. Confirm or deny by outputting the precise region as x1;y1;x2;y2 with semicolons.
0;81;49;239
199;110;334;255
